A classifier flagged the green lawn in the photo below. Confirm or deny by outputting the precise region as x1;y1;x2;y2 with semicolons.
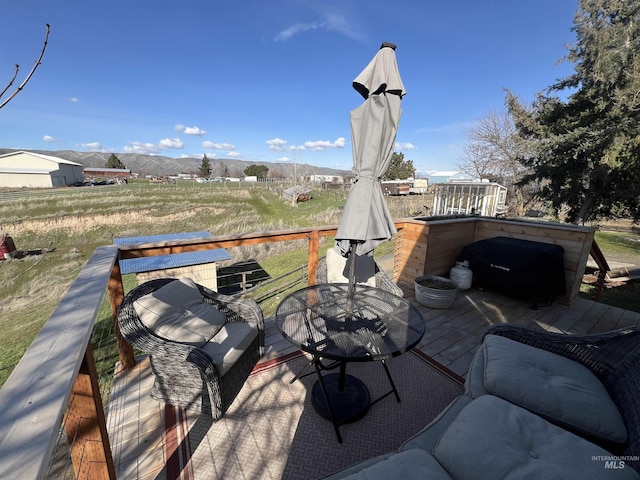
0;181;349;388
2;184;639;391
579;229;640;312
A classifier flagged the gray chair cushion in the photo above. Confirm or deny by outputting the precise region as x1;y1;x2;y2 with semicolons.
134;278;227;344
401;395;473;452
463;346;488;398
325;449;452;480
482;335;627;443
482;334;627;444
434;395;640;480
201;322;258;376
326;246;376;287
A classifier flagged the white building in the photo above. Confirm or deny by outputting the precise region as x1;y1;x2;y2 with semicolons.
432;181;508;217
305;174;344;185
0;151;84;188
428;171;473;184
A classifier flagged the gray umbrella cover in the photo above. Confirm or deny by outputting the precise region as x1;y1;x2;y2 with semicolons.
335;45;406;257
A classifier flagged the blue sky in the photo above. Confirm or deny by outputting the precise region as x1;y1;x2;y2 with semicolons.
0;0;578;175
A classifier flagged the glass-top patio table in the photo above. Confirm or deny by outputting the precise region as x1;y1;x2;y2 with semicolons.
275;283;426;442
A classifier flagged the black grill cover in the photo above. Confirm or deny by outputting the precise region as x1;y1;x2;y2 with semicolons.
460;236;566;306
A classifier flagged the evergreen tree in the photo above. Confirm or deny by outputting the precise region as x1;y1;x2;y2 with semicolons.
243;164;269;178
507;0;640;223
105;153;126;169
382;152;415;180
199;155;212;179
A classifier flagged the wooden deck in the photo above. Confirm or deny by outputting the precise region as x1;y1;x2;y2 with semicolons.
263;283;640;378
2;219;626;479
106;284;640;478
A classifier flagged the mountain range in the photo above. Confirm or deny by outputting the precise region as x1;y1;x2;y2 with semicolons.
0;148;349;178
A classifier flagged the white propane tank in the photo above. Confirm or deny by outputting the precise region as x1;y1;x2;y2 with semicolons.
449;260;472;290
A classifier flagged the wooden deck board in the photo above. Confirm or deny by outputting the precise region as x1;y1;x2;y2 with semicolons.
107;285;640;478
263;285;640;378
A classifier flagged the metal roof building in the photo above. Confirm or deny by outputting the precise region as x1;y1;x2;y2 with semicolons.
83;167;131;178
0;151;84;188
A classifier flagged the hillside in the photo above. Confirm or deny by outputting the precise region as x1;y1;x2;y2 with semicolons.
0;148;349;178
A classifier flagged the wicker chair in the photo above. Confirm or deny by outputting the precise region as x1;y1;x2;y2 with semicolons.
117;277;265;419
316;255;404;297
486;323;640;472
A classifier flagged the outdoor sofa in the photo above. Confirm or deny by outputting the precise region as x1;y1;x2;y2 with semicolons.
117;277;265;419
323;324;640;479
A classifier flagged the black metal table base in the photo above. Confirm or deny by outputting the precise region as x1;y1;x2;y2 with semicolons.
310;359;400;443
312;373;370;424
274;284;426;444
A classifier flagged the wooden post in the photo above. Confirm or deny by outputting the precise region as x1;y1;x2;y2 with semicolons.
63;344;116;480
590;239;610;302
108;260;135;370
308;230;319;285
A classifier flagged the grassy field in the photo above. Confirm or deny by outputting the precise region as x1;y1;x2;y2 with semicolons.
1;181;639;392
579;230;640;312
0;181;414;389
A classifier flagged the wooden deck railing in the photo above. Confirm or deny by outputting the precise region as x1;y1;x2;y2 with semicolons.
0;246;119;479
0;217;598;479
109;226;340;370
0;225;341;480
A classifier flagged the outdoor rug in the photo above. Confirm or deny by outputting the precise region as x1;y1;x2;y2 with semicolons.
163;350;464;480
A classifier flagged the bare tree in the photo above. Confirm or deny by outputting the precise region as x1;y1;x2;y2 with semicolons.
0;24;51;109
278;151;315;183
458;109;532;215
459;110;516;178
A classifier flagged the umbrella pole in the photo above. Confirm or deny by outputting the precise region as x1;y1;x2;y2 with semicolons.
346;241;357;313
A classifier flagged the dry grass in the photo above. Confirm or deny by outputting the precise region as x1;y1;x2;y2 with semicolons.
0;183;344;385
0;183;429;388
4;207;226;236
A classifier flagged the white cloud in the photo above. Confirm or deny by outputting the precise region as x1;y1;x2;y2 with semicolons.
274;22;325;42
289;145;306;151
43;135;58;143
184;126;207;136
203;141;236;150
227;151;241;158
174;124;185;132
69;97;79;103
277;156;290;162
123;139;185;154
182;152;217;159
395;142;416;150
303;137;346;151
159;138;184;149
79;142;111;153
266;137;288;151
322;13;367;43
124;142;158;155
274;6;369;44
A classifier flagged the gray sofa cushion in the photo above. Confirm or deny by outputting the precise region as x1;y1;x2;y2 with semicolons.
134;278;227;344
482;334;627;444
324;448;452;480
201;322;258;376
434;395;640;480
401;395;473;452
463;346;488;398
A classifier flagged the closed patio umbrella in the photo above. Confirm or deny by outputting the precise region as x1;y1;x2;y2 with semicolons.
335;42;406;296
